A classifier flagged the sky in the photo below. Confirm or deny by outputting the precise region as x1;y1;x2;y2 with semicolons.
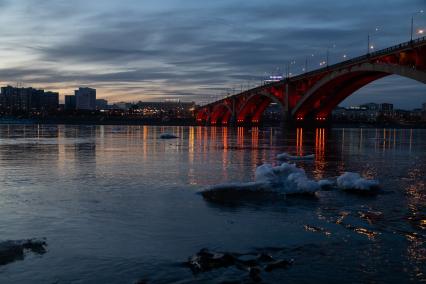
0;0;425;108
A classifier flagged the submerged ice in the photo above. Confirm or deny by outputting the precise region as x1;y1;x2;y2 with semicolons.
0;239;47;266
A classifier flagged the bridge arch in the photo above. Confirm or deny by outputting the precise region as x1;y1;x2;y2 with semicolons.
237;91;285;124
196;108;210;124
292;63;426;120
210;103;234;125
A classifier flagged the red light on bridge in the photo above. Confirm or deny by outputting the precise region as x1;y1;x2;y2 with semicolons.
297;117;304;121
316;117;327;121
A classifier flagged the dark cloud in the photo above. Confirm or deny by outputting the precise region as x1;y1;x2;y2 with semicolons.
0;0;424;107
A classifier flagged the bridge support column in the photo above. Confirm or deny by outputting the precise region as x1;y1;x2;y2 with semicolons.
283;82;293;123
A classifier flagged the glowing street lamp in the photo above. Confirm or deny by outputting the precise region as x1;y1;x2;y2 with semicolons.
367;34;377;54
411;10;424;41
367;25;381;55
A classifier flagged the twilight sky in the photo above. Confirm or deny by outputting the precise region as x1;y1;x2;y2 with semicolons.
0;0;425;108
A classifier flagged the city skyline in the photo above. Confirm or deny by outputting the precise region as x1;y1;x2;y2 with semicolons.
0;0;425;108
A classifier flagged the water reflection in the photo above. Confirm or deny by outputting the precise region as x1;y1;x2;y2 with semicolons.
296;128;304;156
313;128;326;179
222;127;229;180
405;165;426;268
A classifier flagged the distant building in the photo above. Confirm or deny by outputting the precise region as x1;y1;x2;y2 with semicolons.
65;95;76;110
411;108;423;121
423;103;426;112
96;99;109;110
41;91;59;111
75;87;96;111
112;102;133;110
263;103;283;121
0;86;58;113
360;103;379;111
380;103;394;112
358;103;380;121
133;101;196;118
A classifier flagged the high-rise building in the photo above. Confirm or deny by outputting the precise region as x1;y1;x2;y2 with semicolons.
65;95;76;110
0;86;58;113
75;87;96;111
41;91;59;111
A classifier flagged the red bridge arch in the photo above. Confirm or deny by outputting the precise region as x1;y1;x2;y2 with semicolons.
197;37;426;125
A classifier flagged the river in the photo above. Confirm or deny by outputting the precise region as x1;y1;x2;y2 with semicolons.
0;125;425;283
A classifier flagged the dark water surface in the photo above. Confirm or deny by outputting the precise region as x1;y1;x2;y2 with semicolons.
0;125;425;283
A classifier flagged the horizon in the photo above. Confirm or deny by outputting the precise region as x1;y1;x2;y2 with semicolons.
1;82;425;111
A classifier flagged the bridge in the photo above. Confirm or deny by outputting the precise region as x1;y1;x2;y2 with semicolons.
196;36;426;125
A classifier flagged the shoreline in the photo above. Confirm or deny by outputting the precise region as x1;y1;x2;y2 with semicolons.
0;117;425;128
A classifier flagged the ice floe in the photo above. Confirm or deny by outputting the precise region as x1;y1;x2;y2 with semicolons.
277;153;315;161
202;162;321;202
318;179;335;189
159;133;178;139
255;163;320;194
186;248;293;282
337;172;380;192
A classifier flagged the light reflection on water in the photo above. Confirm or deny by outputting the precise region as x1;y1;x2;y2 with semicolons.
0;125;425;283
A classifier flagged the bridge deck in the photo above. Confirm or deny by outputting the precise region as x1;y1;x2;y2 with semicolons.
200;36;426;109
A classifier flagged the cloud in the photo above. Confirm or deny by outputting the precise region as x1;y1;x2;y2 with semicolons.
0;0;424;107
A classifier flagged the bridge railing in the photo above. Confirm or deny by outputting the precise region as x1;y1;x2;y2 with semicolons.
291;35;426;81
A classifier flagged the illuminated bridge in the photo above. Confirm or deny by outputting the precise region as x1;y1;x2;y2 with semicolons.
196;37;426;125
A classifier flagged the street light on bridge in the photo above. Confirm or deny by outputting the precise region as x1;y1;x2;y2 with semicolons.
302;54;315;73
411;10;424;41
367;26;381;55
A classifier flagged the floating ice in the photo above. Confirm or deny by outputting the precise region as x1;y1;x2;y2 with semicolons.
202;163;321;202
255;163;320;194
277;153;315;161
159;133;178;139
318;179;335;189
337;172;379;192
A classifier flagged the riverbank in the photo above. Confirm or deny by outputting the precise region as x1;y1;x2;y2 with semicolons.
1;116;426;128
